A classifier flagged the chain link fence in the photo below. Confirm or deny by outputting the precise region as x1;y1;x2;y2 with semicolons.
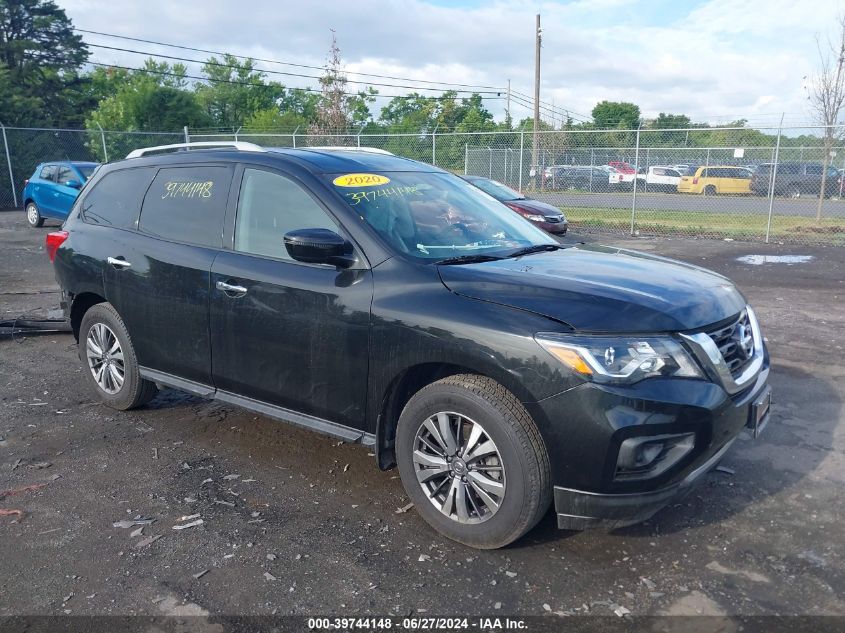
2;124;844;245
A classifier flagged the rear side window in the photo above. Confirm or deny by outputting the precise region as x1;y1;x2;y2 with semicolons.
234;168;338;260
39;165;57;181
139;166;231;247
56;166;75;183
81;167;156;229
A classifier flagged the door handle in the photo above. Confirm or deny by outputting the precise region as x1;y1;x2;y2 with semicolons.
216;280;248;294
107;257;132;268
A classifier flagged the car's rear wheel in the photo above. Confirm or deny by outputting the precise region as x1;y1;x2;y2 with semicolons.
79;303;157;410
702;185;717;196
25;202;44;228
396;374;551;549
788;184;801;198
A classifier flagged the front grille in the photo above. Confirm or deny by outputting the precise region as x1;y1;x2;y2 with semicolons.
544;215;563;223
705;311;755;377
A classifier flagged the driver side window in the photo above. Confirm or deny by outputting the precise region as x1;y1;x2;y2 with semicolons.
234;168;339;260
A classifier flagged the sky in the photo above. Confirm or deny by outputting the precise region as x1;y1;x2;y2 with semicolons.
61;0;845;130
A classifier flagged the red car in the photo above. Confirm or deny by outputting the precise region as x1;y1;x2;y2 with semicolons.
608;161;636;174
462;175;568;235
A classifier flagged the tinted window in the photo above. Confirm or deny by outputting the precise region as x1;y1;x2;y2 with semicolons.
81;167;156;229
698;168;708;178
139;166;231;247
40;165;57;181
235;168;339;260
77;165;96;180
666;169;681;177
653;168;666;176
56;166;75;183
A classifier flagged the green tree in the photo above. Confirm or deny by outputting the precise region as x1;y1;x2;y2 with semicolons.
309;32;352;137
0;0;90;125
653;113;691;129
195;54;283;128
591;100;641;129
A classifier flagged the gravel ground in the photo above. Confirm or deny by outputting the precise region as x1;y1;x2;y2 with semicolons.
0;209;843;619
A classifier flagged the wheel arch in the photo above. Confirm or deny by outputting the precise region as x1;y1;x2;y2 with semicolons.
374;362;528;471
70;292;107;341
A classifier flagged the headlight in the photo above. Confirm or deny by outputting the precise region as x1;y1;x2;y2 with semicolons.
535;333;703;384
524;214;546;222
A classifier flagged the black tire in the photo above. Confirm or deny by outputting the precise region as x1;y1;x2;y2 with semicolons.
25;201;44;228
787;184;801;198
702;185;717;196
395;374;551;549
78;302;157;410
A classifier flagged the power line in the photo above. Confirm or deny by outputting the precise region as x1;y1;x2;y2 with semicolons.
76;28;506;92
86;61;506;103
87;43;503;95
510;89;592;122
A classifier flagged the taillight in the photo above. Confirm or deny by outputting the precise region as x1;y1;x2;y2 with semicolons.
45;231;69;263
693;177;699;184
23;179;29;187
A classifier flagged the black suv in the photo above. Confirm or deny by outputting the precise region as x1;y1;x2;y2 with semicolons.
46;143;771;549
751;162;840;198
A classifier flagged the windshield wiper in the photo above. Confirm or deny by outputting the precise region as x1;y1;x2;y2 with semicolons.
437;254;505;265
506;244;564;258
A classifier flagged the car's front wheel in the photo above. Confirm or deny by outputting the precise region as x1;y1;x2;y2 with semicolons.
78;303;157;410
396;374;551;549
25;202;44;228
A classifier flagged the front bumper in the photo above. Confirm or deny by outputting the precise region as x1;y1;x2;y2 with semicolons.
548;372;771;530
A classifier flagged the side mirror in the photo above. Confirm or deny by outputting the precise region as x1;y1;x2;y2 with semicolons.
64;179;82;189
284;228;356;268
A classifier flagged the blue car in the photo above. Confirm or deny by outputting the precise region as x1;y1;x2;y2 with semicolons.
23;161;99;228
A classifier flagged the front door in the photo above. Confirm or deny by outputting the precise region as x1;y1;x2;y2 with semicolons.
209;166;372;429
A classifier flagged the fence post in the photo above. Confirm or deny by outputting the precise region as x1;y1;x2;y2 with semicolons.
518;126;525;192
183;126;190;144
431;124;438;166
292;125;300;148
765;115;784;244
631;123;642;235
464;143;468;175
95;122;108;162
1;122;17;208
488;147;493;178
706;148;710;167
234;126;241;142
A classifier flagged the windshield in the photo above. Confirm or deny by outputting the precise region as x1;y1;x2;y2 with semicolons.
331;171;555;261
466;178;524;201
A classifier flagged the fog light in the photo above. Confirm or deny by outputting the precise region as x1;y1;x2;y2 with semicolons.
615;433;695;480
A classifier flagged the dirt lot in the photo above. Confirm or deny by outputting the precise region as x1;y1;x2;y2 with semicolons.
1;209;843;619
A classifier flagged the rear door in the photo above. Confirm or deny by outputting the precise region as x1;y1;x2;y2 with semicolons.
209;165;372;429
33;164;59;217
103;164;233;386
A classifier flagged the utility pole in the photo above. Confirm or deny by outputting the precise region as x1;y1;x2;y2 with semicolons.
506;79;511;124
532;13;541;188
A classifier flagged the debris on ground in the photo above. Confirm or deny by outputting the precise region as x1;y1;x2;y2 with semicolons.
0;508;24;521
613;605;631;617
264;572;277;581
505;571;517;578
0;482;48;500
640;577;657;590
266;554;276;561
130;527;144;538
715;465;736;475
112;516;155;529
418;554;431;562
173;519;204;530
192;569;210;580
395;502;414;514
133;534;162;549
222;474;240;480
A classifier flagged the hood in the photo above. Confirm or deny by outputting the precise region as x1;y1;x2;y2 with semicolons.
437;245;746;332
505;198;564;217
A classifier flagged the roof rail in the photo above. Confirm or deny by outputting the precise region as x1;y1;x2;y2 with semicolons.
126;141;265;159
303;146;394;155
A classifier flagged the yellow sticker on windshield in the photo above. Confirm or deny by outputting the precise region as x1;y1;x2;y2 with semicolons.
333;173;390;187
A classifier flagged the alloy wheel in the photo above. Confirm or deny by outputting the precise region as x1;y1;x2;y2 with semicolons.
85;322;125;394
412;412;506;524
26;204;38;225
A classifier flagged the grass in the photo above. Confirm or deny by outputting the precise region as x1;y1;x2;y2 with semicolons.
560;207;845;244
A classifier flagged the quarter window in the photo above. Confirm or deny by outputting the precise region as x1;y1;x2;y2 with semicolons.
81;167;157;229
40;165;57;181
234;168;339;260
139;166;231;247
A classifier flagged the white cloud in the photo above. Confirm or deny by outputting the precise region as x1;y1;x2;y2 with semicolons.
61;0;845;128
